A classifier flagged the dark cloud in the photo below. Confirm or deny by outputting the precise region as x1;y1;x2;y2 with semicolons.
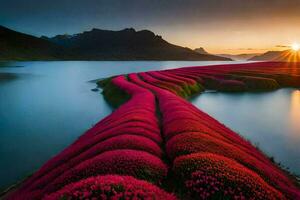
1;0;300;53
1;0;300;36
226;48;268;51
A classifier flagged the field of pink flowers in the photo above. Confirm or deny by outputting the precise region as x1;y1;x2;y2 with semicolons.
7;62;300;199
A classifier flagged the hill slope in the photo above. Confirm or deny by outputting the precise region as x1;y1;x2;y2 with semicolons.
0;26;64;60
194;47;209;55
249;51;284;61
219;53;261;61
248;50;300;61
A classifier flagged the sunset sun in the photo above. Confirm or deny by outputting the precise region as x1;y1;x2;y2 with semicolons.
291;43;300;51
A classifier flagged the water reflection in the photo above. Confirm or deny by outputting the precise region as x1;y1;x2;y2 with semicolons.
0;73;19;82
0;62;23;68
290;90;300;140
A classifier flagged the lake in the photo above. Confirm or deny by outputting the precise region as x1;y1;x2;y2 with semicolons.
0;61;299;190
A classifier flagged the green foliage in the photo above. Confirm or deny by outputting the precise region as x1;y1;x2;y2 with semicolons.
98;77;131;108
240;76;279;91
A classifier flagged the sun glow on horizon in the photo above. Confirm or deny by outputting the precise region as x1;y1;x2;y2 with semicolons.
289;90;300;141
277;44;300;62
291;43;300;51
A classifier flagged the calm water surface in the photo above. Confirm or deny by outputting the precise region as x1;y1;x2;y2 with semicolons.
0;61;299;189
191;89;300;175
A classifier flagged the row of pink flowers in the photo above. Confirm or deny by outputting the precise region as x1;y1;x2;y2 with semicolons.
44;175;176;200
20;135;164;195
40;149;168;195
148;71;204;96
173;153;284;200
147;71;193;91
9;76;168;199
170;70;206;85
137;71;204;97
154;66;300;199
128;72;300;199
23;99;160;188
164;62;300;89
165;131;299;190
138;72;185;96
160;71;197;85
129;70;296;169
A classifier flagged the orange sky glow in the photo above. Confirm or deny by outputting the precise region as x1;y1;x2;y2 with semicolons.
2;0;300;55
156;16;300;54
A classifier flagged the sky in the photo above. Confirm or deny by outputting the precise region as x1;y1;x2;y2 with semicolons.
1;0;300;54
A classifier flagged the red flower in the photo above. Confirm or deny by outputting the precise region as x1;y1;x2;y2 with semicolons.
173;153;284;200
41;149;168;194
44;175;177;200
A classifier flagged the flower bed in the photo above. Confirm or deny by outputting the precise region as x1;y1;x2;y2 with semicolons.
162;62;299;91
139;72;187;97
44;175;176;200
173;153;284;200
145;72;300;199
8;76;168;200
22;110;162;191
41;150;167;193
165;132;299;193
161;71;198;85
147;71;199;96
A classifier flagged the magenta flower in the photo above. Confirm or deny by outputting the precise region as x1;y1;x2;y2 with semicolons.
173;152;284;200
44;175;177;200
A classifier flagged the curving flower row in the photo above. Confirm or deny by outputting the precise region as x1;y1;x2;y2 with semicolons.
159;62;300;93
44;175;176;200
173;153;284;200
128;71;300;199
40;149;168;195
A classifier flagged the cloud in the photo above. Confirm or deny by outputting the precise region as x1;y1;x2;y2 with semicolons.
226;48;267;51
275;45;290;48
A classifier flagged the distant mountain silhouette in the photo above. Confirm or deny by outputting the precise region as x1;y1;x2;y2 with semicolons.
194;47;209;55
0;25;64;60
218;53;261;61
0;25;231;61
248;50;299;61
193;48;260;61
248;51;282;61
41;28;231;61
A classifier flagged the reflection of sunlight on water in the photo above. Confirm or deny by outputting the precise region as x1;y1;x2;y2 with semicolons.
290;90;300;141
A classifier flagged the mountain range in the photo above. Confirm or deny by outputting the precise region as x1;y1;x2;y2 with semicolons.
0;25;230;61
248;50;300;61
193;48;262;61
218;53;261;61
0;25;65;60
1;25;298;62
